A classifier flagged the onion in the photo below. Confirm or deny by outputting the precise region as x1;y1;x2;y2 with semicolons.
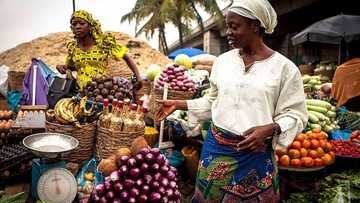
95;184;105;195
145;153;155;163
113;198;122;203
110;171;120;182
150;192;162;202
176;81;184;87
92;194;101;202
139;148;150;156
119;165;129;175
99;196;107;203
153;172;162;181
113;182;123;193
127;158;137;168
138;194;148;203
176;72;184;78
124;179;135;190
170;166;177;173
166;189;174;199
130;188;140;197
120;191;129;201
169;75;176;80
169;181;177;189
129;168;141;178
161;73;168;78
104;180;112;191
161;177;169;187
135;179;144;187
156;155;166;166
167;65;174;70
181;86;188;91
141;163;150;172
162;196;169;203
142;185;150;194
166;70;174;75
160;165;169;174
174;190;181;199
164;78;169;83
183;79;191;83
150;180;160;190
151;163;160;172
173;86;180;91
128;197;136;203
144;173;153;184
135;153;144;163
117;155;129;167
106;191;115;199
151;148;161;157
160;186;166;195
184;82;194;88
170;82;176;87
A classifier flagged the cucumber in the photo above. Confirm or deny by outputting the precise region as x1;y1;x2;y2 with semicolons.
310;123;322;131
302;75;312;83
308;79;318;85
306;99;332;109
308;112;319;123
326;111;336;118
308;110;327;121
307;105;328;114
323;125;333;133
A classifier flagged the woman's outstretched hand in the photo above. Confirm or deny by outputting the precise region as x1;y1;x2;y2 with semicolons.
155;100;177;121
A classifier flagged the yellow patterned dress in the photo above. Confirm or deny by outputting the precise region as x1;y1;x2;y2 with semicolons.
65;33;128;89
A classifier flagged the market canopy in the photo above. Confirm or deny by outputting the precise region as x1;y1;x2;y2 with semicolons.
291;14;360;45
168;48;206;59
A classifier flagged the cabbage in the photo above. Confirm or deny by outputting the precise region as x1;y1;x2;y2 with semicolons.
146;64;162;81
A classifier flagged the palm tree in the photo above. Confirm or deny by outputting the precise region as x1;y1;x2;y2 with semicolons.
121;0;171;53
122;0;228;53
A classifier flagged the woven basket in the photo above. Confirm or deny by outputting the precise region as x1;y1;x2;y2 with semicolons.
46;121;96;164
299;65;314;76
8;71;25;91
135;80;152;100
96;124;144;160
149;88;195;120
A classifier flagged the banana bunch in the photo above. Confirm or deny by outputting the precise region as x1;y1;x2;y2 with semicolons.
54;97;84;128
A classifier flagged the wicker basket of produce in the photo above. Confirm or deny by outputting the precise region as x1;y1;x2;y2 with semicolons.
96;124;145;160
46;121;96;164
299;64;314;76
135;80;152;100
149;88;194;119
8;71;25;91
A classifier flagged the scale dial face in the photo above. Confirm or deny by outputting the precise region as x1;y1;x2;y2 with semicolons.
37;168;77;203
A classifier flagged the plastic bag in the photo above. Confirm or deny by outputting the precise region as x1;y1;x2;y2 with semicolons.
6;91;21;112
0;65;9;97
76;158;103;201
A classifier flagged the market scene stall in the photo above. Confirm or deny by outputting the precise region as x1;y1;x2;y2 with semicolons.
0;0;360;203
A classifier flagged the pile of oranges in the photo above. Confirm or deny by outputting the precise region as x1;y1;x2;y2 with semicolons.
276;128;335;168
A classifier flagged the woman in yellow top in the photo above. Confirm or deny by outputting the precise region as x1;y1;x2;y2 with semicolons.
56;10;141;89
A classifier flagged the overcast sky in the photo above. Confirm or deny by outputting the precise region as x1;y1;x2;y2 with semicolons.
0;0;230;53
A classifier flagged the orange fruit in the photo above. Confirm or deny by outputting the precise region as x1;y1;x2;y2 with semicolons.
309;133;318;140
290;159;301;168
324;142;333;152
321;154;333;165
312;128;321;133
316;147;325;158
314;158;324;167
291;141;302;150
319;139;327;149
275;148;288;157
311;139;320;149
279;155;290;166
301;157;314;167
319;132;328;139
302;140;311;149
295;134;306;142
308;150;318;159
300;148;308;157
289;149;301;159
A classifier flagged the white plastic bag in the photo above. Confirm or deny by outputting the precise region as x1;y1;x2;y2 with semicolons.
0;65;9;97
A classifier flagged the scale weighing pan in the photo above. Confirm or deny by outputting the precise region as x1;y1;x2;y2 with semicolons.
23;133;79;159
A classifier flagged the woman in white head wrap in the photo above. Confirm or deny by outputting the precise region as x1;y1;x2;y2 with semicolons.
156;0;307;202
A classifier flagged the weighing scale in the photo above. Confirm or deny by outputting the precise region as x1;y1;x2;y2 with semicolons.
23;133;79;203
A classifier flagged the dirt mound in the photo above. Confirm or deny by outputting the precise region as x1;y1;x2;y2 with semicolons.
0;32;171;77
